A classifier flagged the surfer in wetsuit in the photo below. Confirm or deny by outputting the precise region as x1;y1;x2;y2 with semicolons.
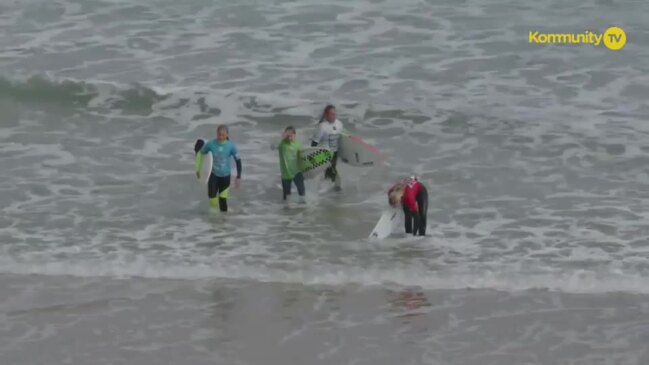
388;176;428;236
277;126;306;201
194;125;242;212
311;104;343;187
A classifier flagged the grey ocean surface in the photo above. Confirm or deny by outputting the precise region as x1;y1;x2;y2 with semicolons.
1;0;649;364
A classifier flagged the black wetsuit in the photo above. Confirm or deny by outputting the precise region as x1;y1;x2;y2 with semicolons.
403;185;428;236
208;175;231;211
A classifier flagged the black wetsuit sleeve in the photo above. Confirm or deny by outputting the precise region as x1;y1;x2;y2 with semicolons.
235;159;242;179
194;139;205;154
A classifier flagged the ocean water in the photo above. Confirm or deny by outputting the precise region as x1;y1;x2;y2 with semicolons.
1;0;649;364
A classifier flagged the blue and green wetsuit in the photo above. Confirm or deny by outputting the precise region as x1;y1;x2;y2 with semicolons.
194;138;242;211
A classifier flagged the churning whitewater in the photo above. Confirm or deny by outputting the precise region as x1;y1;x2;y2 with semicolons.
1;0;649;364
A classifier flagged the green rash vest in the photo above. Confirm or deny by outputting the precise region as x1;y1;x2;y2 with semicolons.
278;139;303;179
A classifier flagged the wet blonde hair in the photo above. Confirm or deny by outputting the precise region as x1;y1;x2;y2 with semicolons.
388;188;404;207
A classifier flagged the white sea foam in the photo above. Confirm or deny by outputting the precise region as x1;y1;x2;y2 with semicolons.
1;0;649;302
2;255;649;295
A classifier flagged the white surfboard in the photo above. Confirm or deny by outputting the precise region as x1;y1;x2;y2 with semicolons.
369;208;400;240
198;152;213;184
338;134;384;167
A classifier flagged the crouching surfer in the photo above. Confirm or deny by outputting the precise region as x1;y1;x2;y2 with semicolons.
388;176;428;236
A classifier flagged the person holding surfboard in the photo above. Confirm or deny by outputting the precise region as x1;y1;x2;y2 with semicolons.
388;176;428;236
277;126;306;201
311;104;343;188
194;125;242;212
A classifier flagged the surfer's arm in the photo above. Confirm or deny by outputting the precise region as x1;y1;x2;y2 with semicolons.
194;153;203;173
235;159;242;179
231;144;242;179
195;142;211;173
311;124;324;146
199;141;210;154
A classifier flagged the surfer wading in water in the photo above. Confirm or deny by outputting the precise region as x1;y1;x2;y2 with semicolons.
194;125;242;212
311;104;343;189
277;126;306;201
388;176;428;236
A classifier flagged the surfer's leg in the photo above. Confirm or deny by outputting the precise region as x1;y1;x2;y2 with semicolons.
281;178;292;200
331;151;339;182
207;173;219;208
324;167;333;181
412;213;421;236
216;175;231;212
294;173;305;196
403;205;413;234
416;186;428;236
324;152;338;182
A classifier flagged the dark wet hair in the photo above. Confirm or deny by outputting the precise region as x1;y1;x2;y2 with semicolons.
284;126;296;133
318;104;336;123
217;125;230;140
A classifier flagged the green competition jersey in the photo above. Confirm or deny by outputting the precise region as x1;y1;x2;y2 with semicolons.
278;139;303;179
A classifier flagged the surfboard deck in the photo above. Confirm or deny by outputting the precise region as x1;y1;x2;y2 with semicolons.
300;147;333;179
198;152;213;184
194;139;213;184
369;208;401;240
338;135;383;167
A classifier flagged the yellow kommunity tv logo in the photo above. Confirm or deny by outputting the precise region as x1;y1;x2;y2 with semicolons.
529;27;626;50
